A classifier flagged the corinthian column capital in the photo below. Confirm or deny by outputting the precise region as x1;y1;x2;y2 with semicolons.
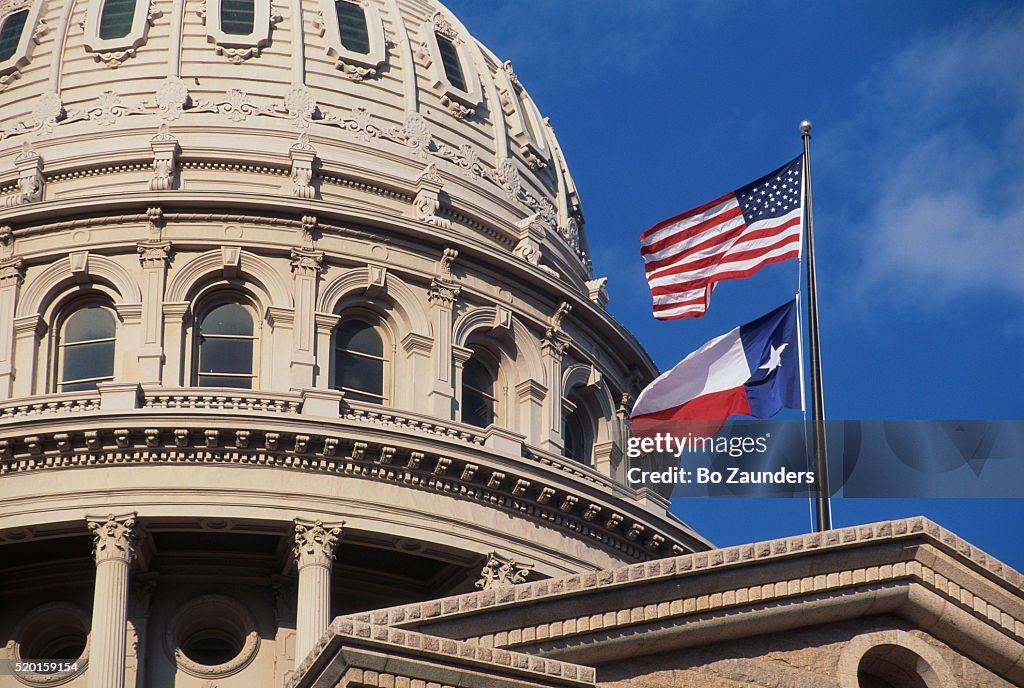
293;518;343;569
87;513;139;564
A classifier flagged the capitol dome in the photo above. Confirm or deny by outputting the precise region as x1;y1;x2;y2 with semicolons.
0;1;710;686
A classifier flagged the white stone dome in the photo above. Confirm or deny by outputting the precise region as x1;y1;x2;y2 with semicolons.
0;0;592;284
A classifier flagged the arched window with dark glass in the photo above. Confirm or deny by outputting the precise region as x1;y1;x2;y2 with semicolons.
333;320;385;404
58;305;116;392
435;33;467;92
0;9;29;62
461;357;497;428
98;0;136;40
335;0;370;54
220;0;255;35
195;302;255;388
562;404;593;465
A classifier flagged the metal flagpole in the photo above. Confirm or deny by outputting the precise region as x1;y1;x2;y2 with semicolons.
800;120;832;532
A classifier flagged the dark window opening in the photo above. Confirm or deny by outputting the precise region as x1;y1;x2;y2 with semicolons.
196;302;255;388
98;0;136;40
461;357;496;428
0;10;29;62
220;0;255;35
435;33;467;92
335;1;370;54
333;320;385;404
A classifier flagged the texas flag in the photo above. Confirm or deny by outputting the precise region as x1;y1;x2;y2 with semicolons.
631;300;801;432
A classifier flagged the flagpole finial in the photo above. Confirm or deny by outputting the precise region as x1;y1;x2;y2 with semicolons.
799;120;813;135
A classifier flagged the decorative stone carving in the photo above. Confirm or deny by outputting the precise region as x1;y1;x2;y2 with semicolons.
88;90;150;126
290;248;323;274
409;163;450;228
436;247;457;279
88;513;139;563
150;124;179;191
290;134;318;199
616;393;633;420
0;257;24;286
542;302;571;355
586;277;609;306
320;108;433;161
283;85;317;129
431;11;458;40
475;552;532;590
293;519;343;569
429;248;460;305
5;143;43;207
137;241;170;268
30;90;64;134
299;215;317;246
154;77;189;120
512;213;558;276
147;206;164;233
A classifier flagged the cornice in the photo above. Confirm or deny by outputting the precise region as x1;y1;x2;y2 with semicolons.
0;412;706;561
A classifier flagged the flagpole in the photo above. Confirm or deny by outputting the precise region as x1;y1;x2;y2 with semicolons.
800;120;832;532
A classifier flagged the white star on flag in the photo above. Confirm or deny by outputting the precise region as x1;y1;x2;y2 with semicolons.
759;343;789;373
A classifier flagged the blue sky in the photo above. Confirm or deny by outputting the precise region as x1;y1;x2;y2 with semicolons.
444;1;1024;567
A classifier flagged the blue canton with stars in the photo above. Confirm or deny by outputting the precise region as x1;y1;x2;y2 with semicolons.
734;155;803;224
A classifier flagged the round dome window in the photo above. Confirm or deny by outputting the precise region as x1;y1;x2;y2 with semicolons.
167;595;259;678
12;603;89;686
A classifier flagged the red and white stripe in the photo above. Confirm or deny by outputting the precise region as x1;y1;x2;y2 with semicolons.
640;194;803;319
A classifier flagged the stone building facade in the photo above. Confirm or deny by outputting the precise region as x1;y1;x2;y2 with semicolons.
0;1;1020;687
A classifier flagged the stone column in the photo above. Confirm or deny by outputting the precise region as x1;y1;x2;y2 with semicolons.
0;257;25;398
292;518;343;667
135;240;170;383
160;302;191;386
289;248;323;390
86;514;138;688
12;314;46;397
541;331;569;453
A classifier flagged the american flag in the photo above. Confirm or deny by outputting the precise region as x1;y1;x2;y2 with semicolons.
641;155;804;319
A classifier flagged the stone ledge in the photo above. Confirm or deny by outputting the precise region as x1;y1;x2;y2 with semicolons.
290;618;596;688
346;517;1024;633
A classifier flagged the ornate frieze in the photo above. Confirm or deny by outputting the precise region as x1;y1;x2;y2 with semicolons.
0;422;669;559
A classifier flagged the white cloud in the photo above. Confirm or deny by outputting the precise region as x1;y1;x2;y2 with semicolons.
847;8;1024;304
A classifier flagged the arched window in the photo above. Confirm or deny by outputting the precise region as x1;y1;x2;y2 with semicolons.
220;0;255;35
195;302;256;388
0;9;28;62
334;0;369;54
435;33;467;92
562;404;593;465
332;320;385;404
58;305;117;392
98;0;136;40
461;356;497;428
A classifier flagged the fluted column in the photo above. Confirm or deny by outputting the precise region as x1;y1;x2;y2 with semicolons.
292;518;343;667
86;513;138;688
